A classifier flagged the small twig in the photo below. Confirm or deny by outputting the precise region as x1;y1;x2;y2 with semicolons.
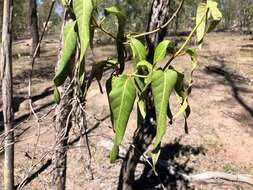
93;16;116;40
16;149;51;190
163;7;208;70
18;3;56;189
15;123;111;189
28;0;56;120
77;98;112;129
75;98;95;179
15;159;52;189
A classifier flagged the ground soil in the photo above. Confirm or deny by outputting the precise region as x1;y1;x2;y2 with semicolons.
0;32;253;190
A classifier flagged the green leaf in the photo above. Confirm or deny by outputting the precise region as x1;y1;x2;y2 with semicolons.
136;60;153;73
108;75;136;162
53;87;61;104
106;76;116;127
174;71;185;98
134;76;145;93
104;6;126;26
53;20;77;87
72;0;94;62
173;49;196;120
207;0;222;21
174;97;188;119
137;99;146;119
151;143;161;170
186;48;198;94
61;0;68;7
196;3;208;45
107;59;118;66
72;0;94;89
105;6;126;73
153;40;172;63
130;38;146;68
173;70;188;119
172;49;196;128
137;72;153;97
206;0;222;33
151;69;178;162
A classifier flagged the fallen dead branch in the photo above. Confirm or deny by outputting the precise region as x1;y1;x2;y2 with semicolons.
99;139;253;187
183;172;253;187
15;159;52;189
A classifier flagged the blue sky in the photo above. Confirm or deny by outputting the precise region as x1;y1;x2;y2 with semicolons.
37;0;63;16
37;0;43;5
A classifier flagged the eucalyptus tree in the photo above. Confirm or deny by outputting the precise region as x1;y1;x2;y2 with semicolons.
29;0;40;57
0;0;3;36
13;0;28;38
37;0;62;33
1;0;14;189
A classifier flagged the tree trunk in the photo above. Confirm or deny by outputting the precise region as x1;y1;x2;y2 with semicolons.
0;0;3;38
51;11;75;190
146;0;171;62
117;1;171;190
1;0;14;189
29;0;40;57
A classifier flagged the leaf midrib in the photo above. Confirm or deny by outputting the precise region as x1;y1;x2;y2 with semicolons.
155;43;166;62
115;78;130;135
158;73;167;129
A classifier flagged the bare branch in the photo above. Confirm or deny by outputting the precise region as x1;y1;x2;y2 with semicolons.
130;0;185;39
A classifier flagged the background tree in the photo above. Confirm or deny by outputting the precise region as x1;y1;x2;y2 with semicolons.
37;0;62;34
29;0;40;57
12;0;29;39
0;0;3;37
1;0;14;189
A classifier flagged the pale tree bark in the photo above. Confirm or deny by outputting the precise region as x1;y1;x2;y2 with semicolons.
0;0;3;36
117;1;171;190
1;0;14;190
29;0;40;57
51;10;75;190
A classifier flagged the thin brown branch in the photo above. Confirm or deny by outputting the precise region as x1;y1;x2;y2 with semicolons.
92;16;117;40
77;100;94;179
130;0;185;39
28;0;56;120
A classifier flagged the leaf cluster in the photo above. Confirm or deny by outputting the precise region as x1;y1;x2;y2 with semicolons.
53;0;222;168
